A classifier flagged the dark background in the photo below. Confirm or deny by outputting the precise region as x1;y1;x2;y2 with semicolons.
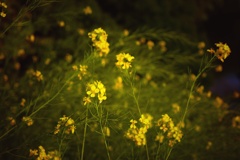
96;0;240;74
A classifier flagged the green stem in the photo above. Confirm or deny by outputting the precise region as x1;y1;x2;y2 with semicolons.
81;108;88;160
181;56;215;124
165;147;173;160
155;142;161;160
145;141;150;160
126;71;141;116
97;105;111;160
0;126;17;140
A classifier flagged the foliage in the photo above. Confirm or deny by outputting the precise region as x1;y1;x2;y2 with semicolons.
0;0;239;160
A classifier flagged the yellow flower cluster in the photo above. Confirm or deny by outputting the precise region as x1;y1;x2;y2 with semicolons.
0;2;7;18
54;115;76;134
29;146;61;160
198;41;205;55
156;114;183;147
22;116;34;126
72;64;88;80
30;70;43;81
84;81;107;104
207;42;231;62
88;28;110;57
115;53;134;69
125;113;153;146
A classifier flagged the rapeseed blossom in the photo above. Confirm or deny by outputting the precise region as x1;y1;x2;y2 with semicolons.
156;114;183;147
29;146;61;160
103;126;111;137
22;116;34;126
113;76;123;90
54;115;76;134
85;81;107;104
88;28;110;57
207;42;231;62
232;116;240;129
125;114;153;146
115;53;134;69
147;40;154;50
0;2;7;17
7;117;16;126
72;64;88;80
20;98;26;107
31;70;43;81
83;6;92;15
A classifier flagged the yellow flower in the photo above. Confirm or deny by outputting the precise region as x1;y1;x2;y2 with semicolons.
83;6;92;15
30;146;61;159
78;28;85;35
123;29;129;36
54;115;76;134
157;114;183;146
85;81;107;103
33;70;43;81
113;76;123;90
115;53;134;69
172;103;180;113
65;53;72;63
20;98;26;107
0;11;6;17
207;42;231;62
72;65;78;71
29;149;38;157
130;119;137;129
155;134;164;143
7;117;16;126
232;116;240;129
139;113;153;129
87;83;99;97
198;41;206;49
26;34;35;42
206;141;213;150
0;2;6;7
22;116;34;126
78;65;88;80
83;96;92;105
125;114;152;146
196;85;204;94
88;28;110;57
215;65;223;72
214;96;224;108
103;126;111;137
147;40;154;50
159;40;167;52
58;20;65;27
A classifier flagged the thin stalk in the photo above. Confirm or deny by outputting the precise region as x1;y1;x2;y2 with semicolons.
165;147;173;160
145;141;150;160
97;105;111;160
155;142;161;160
81;108;88;160
181;56;215;124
